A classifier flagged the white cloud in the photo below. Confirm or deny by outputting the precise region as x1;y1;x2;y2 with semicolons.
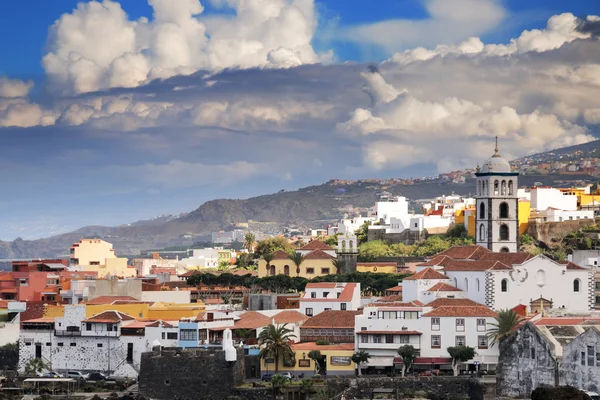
0;78;34;98
43;0;324;94
345;0;506;53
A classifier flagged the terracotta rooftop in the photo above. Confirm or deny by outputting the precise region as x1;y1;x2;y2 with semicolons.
437;245;491;260
558;261;587;270
272;310;310;325
386;285;403;292
377;295;403;302
479;252;534;264
83;310;136;323
534;317;600;326
441;260;512;272
300;241;334;251
426;282;462;292
423;306;498;317
356;330;421;335
304;249;335;260
272;250;292;260
86;296;139;305
302;283;357;302
305;282;337;289
403;268;449;281
363;300;424;308
426;298;482;308
234;311;272;330
302;310;362;328
417;255;453;267
146;320;176;328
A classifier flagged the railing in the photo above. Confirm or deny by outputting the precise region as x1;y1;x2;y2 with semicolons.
54;330;81;337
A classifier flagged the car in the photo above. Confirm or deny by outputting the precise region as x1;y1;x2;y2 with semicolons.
66;371;86;380
583;391;600;400
261;373;274;382
41;371;63;378
86;372;107;381
277;372;293;380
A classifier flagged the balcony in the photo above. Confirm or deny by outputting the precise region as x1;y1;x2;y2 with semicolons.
54;330;81;337
358;341;418;350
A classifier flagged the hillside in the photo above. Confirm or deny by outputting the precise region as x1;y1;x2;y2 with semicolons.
0;167;596;259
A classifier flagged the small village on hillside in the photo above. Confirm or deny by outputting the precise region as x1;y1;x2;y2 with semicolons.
2;144;600;399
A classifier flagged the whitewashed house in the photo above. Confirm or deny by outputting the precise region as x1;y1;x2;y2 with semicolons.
299;282;361;317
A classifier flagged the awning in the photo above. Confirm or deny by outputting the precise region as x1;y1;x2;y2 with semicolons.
414;357;452;364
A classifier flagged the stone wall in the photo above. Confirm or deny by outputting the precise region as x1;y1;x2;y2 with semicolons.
527;219;595;246
367;229;424;245
560;327;600;393
497;322;557;398
139;347;245;400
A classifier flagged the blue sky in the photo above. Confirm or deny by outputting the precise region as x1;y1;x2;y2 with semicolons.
0;0;599;240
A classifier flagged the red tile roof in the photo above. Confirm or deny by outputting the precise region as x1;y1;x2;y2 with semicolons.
479;252;534;264
291;342;355;351
305;283;337;289
234;311;272;330
302;310;362;328
272;310;310;325
363;300;423;308
304;249;335;260
558;261;587;270
437;245;491;260
426;298;482;307
441;260;511;271
423;306;497;317
417;255;453;267
403;268;449;281
356;330;421;335
534;317;600;326
83;310;135;323
86;296;138;305
426;282;462;292
377;295;403;302
302;283;357;302
272;250;292;260
146;320;175;328
300;241;334;251
386;285;403;292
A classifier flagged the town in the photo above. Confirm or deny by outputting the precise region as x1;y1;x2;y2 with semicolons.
1;144;600;399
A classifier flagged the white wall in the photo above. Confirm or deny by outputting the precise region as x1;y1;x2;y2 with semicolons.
530;188;577;211
402;278;451;304
443;271;488;305
373;197;409;224
537;209;594;222
141;291;191;304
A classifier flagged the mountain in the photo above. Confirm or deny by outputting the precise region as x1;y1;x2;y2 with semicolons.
2;140;600;259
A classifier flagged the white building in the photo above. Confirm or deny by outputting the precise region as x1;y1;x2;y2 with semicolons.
532;208;594;223
299;282;361;317
211;229;245;244
18;305;176;377
530;187;578;212
370;197;409;225
178;248;219;269
475;140;519;252
355;298;499;371
413;246;593;313
336;217;373;235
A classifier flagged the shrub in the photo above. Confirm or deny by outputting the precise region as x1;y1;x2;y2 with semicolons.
315;340;330;345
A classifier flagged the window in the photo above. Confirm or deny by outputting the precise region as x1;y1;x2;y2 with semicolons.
283;265;290;276
588;346;595;366
97;343;103;348
337;292;341;299
477;319;486;332
478;336;488;349
582;352;586;366
499;224;509;241
431;318;440;331
161;332;165;340
321;268;330;275
464;278;468;291
574;279;581;292
90;261;100;265
499;202;509;219
508;180;513;195
305;308;313;317
361;335;368;343
324;308;331;311
404;311;419;320
455;336;466;346
373;335;382;344
479;224;485;241
386;335;394;344
501;279;508;292
180;329;198;341
310;292;316;298
86;323;92;331
70;343;76;347
198;330;207;341
306;268;314;274
536;270;546;286
476;278;480;292
431;335;441;348
167;332;178;340
494;180;499;196
456;318;465;332
57;343;63;347
500;247;509;253
323;292;329;298
399;336;409;344
378;311;397;319
341;303;347;310
479;203;485;219
501;180;506;195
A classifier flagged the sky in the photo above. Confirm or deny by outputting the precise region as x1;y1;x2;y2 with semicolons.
0;0;599;240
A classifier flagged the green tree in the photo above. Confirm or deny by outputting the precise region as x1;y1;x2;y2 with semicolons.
218;260;231;271
288;252;307;277
397;345;417;377
350;350;370;377
487;309;524;347
358;240;391;261
263;253;275;276
270;374;289;399
324;234;340;247
255;237;294;258
24;358;48;376
332;259;345;274
259;275;295;293
258;324;296;374
300;378;314;400
235;253;254;270
355;221;371;245
308;350;327;376
244;232;256;253
446;223;469;238
447;346;476;376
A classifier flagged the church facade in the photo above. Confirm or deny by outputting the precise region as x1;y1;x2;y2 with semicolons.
475;139;519;252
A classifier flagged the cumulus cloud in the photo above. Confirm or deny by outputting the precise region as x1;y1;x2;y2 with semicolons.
337;70;594;172
43;0;325;94
344;0;506;53
0;77;34;98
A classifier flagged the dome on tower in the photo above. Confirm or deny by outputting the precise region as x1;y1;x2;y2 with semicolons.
479;138;512;173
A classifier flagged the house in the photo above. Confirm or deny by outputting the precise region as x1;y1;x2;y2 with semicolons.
300;310;361;343
355;298;499;373
299;282;361;317
257;247;338;278
497;319;600;397
412;246;593;312
70;239;135;278
357;262;398;274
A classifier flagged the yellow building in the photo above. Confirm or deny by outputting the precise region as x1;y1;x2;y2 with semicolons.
457;201;529;237
518;200;531;234
257;249;336;278
260;342;355;376
69;238;116;266
356;262;397;274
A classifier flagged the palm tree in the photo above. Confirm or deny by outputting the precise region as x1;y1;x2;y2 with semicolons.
288;252;306;277
24;358;48;376
258;324;296;374
270;374;289;399
244;232;256;253
350;351;370;377
263;253;275;276
332;259;345;275
487;309;524;346
300;378;314;400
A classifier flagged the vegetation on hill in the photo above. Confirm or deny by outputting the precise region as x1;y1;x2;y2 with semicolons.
520;220;600;261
